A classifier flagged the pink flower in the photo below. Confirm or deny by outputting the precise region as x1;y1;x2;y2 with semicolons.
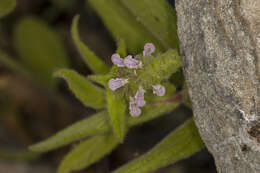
143;43;155;56
135;86;146;107
152;84;166;96
124;55;142;69
108;78;128;91
111;53;125;67
129;97;141;117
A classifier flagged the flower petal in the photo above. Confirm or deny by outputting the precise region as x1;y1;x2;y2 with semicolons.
108;78;128;91
124;55;141;69
135;86;146;107
143;43;155;56
111;53;125;67
129;97;141;117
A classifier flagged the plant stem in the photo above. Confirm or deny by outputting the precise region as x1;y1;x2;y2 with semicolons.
150;89;188;105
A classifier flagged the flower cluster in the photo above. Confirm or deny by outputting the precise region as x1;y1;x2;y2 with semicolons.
111;54;142;69
108;43;166;117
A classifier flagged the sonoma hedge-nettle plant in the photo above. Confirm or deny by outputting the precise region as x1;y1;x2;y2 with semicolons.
28;14;204;173
5;0;206;173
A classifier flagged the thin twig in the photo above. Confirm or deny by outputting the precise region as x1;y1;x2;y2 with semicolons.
150;89;188;105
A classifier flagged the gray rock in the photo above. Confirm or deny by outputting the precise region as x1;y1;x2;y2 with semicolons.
175;0;260;172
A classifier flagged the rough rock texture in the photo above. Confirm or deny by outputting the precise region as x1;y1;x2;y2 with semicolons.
175;0;260;172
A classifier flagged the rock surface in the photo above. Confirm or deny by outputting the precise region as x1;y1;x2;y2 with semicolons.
175;0;260;172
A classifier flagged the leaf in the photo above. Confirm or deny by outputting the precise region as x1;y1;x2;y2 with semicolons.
88;0;164;54
71;15;110;74
0;0;16;18
0;148;39;161
116;38;127;57
107;89;127;142
14;16;69;88
121;0;179;49
87;74;111;86
138;49;182;88
112;119;204;173
58;133;119;173
29;85;179;152
29;111;109;152
0;49;30;76
54;69;106;109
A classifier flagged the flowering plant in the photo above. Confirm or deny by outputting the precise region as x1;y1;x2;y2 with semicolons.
0;0;204;172
28;10;204;172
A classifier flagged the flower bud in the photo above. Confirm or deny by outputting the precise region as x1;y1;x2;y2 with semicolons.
143;43;155;56
108;78;128;91
152;84;166;96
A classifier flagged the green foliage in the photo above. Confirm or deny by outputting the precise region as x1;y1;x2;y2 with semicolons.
14;17;69;88
116;38;127;57
27;1;204;173
137;49;182;88
0;0;16;18
0;49;29;76
87;74;111;86
113;119;204;173
0;148;39;161
29;111;109;152
54;69;106;109
29;84;178;153
121;0;179;49
71;15;110;74
58;133;119;173
88;0;164;54
107;89;127;142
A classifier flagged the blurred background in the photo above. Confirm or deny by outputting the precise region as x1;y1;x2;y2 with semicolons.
0;0;217;172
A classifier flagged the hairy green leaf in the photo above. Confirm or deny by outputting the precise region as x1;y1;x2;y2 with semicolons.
113;119;204;173
29;111;109;152
88;0;164;54
71;15;110;74
58;133;119;173
54;69;106;109
87;74;111;86
107;89;126;142
116;38;127;57
121;0;179;49
138;49;182;88
0;0;16;18
29;85;179;152
14;17;69;88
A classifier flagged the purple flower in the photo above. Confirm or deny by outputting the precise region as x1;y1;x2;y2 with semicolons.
143;43;155;56
135;86;146;107
111;53;125;67
129;97;141;117
108;78;128;91
152;84;166;96
124;55;142;69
